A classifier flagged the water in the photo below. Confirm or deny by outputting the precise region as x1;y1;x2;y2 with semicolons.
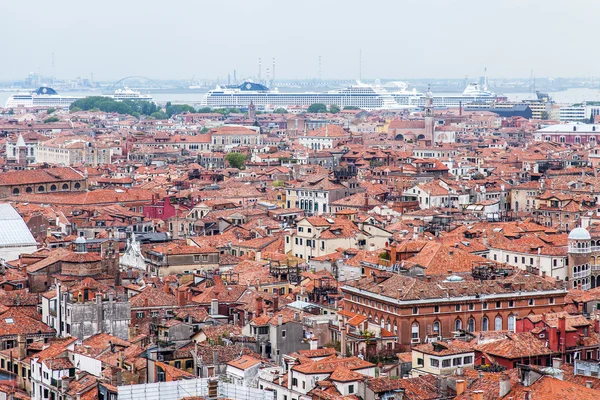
1;87;599;109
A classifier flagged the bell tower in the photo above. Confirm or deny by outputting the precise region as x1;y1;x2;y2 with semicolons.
424;85;434;144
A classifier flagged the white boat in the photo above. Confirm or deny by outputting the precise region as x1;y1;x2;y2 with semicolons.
200;81;406;111
390;82;498;108
5;87;81;108
108;87;154;102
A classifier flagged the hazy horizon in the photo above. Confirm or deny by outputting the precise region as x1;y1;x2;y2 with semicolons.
2;0;599;81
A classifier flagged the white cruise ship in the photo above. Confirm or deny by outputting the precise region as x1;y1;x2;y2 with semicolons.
201;81;405;111
108;87;154;102
5;87;81;108
389;82;498;108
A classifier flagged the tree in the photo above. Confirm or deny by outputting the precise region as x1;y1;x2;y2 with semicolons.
540;111;549;120
329;104;340;113
225;152;247;169
70;107;82;113
46;107;56;114
199;127;209;134
307;103;328;113
273;108;287;114
150;111;169;120
166;103;195;118
197;107;212;113
44;116;60;123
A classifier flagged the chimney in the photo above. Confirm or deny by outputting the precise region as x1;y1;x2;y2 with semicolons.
390;244;398;265
456;380;466;395
473;391;483;400
256;296;263;316
499;374;511;397
211;298;219;315
163;282;170;294
272;296;279;312
552;358;563;369
278;314;283;326
177;288;187;306
524;388;531;400
17;334;26;360
586;381;593;389
378;284;383;294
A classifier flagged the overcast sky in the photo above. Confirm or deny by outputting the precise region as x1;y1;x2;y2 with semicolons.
1;0;598;81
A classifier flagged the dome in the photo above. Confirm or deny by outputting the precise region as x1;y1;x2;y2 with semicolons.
568;227;590;240
75;236;87;244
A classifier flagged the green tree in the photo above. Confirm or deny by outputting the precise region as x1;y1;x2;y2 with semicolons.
166;104;195;118
46;107;56;114
540;111;549;120
44;116;60;123
307;103;328;113
225;152;247;169
197;107;212;113
272;179;285;187
273;108;287;114
329;104;340;113
70;107;82;113
150;111;169;120
199;127;210;134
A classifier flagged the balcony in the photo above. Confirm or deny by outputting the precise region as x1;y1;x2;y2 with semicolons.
592;264;600;272
592;246;600;252
569;248;591;254
573;270;591;279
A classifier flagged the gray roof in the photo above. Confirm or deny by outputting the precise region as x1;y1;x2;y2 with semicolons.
0;204;37;248
537;123;600;133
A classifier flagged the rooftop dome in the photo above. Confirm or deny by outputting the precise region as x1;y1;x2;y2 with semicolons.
568;227;590;241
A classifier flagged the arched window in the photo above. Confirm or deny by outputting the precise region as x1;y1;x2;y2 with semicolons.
495;316;503;330
74;182;81;189
386;319;391;332
482;317;489;331
433;321;441;335
12;188;19;196
50;184;57;192
468;318;475;333
62;183;69;190
26;187;33;193
37;186;45;192
454;319;462;331
411;322;420;341
508;315;516;331
374;316;379;323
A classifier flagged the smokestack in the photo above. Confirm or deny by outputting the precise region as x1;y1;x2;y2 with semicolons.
258;58;262;82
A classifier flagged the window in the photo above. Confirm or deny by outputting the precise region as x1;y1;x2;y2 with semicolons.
281;330;286;338
464;356;473;364
482;302;488;310
528;299;535;306
455;304;461;312
468;318;475;332
136;312;144;319
411;322;419;340
454;319;462;331
496;301;502;309
508;315;516;331
412;307;419;315
185;360;193;369
482;317;489;331
468;303;474;311
430;358;440;368
434;305;440;313
453;358;463;366
174;361;181;368
508;300;514;307
495;316;503;330
549;297;555;304
442;359;451;368
348;384;355;394
292;378;298;387
433;321;440;334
